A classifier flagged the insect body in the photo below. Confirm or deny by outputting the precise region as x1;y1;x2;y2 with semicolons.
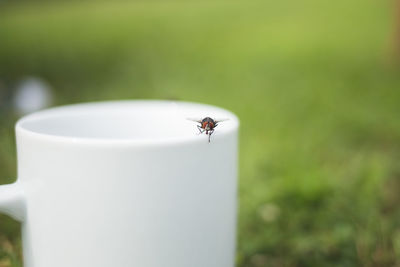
188;117;227;143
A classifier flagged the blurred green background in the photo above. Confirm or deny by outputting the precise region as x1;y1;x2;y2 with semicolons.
1;0;400;266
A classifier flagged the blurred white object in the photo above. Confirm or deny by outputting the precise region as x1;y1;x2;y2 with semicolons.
13;77;53;114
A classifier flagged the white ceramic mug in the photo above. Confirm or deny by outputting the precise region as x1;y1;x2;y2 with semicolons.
0;100;239;267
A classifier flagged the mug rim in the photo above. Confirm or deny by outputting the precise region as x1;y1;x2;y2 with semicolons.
15;100;239;147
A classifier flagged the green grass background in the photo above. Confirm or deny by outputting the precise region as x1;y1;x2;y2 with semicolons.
1;0;400;266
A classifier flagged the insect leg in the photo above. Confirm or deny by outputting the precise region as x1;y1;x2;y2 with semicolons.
197;125;205;134
208;129;214;143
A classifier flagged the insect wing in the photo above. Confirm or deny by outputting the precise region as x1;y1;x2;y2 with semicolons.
186;117;203;123
214;118;229;124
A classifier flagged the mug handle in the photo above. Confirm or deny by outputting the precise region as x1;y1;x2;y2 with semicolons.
0;182;26;221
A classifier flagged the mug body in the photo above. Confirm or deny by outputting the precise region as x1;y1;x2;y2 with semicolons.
15;101;239;267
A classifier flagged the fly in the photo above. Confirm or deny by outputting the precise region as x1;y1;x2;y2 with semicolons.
187;117;228;143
